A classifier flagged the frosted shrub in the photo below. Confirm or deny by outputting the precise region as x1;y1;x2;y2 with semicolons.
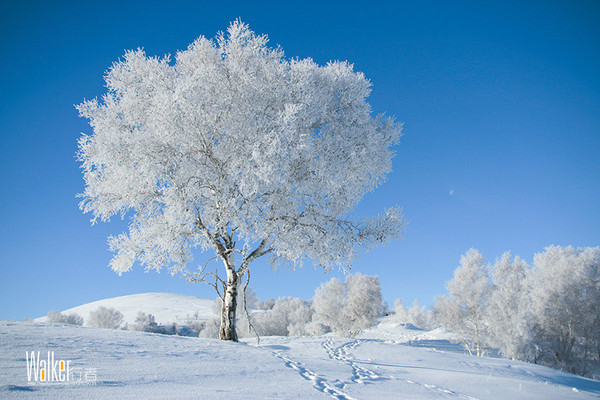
133;311;158;332
303;321;329;336
185;311;207;334
46;310;64;324
392;299;408;321
198;318;220;339
253;297;313;336
176;324;198;337
46;310;84;326
343;274;386;336
313;273;385;337
88;306;123;329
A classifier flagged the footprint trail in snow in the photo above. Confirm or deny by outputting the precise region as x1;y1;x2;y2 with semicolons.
271;350;358;400
322;338;481;400
322;339;381;384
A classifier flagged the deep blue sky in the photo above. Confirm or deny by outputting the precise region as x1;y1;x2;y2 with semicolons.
1;1;598;320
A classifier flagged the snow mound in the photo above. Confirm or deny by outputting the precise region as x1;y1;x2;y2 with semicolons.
361;317;456;343
35;293;214;326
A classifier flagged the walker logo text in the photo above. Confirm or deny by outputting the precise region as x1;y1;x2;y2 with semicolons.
25;351;97;385
26;351;71;383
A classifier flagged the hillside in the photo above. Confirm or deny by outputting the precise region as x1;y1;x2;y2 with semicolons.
13;292;600;398
35;293;215;326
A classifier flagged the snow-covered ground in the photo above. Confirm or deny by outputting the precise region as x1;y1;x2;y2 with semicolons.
2;293;599;399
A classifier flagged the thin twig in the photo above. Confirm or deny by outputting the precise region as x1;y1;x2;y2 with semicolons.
242;269;260;345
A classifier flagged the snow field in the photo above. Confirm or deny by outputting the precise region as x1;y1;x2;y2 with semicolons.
2;322;600;399
8;292;600;399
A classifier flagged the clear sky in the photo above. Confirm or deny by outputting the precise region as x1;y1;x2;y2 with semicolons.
1;0;598;320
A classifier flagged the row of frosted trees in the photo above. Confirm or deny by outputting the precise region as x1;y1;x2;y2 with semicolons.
435;245;600;378
197;273;386;339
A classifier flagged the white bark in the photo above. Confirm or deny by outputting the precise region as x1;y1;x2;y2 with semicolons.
219;257;238;341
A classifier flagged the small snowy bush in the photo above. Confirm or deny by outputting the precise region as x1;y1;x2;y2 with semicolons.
185;311;207;334
133;311;158;332
87;306;123;329
197;318;220;339
46;310;84;326
254;297;313;336
303;321;329;336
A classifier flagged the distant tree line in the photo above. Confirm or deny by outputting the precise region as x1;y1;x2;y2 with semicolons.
196;273;386;339
44;273;387;340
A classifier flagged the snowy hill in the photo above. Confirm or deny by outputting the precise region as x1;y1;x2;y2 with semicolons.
2;321;600;399
12;293;600;398
35;293;215;326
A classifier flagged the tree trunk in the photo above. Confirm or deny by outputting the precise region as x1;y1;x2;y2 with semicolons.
219;259;239;341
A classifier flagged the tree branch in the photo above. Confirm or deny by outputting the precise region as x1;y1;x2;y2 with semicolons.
183;256;227;300
237;238;271;276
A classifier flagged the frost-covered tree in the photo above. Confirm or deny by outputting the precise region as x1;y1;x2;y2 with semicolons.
392;299;436;330
87;306;123;329
435;249;492;356
343;273;386;335
76;20;405;341
528;245;600;374
312;277;345;333
392;299;408;320
486;252;531;360
313;273;385;337
254;298;276;311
